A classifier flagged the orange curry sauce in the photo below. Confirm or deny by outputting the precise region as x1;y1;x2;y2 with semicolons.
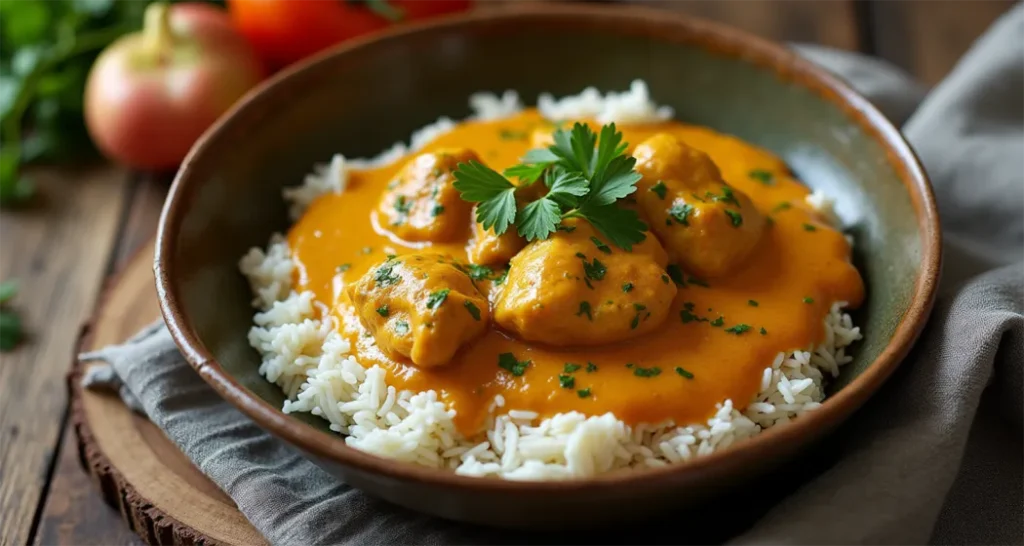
288;110;864;435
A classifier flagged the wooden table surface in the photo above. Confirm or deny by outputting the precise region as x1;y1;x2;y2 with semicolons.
0;1;1013;544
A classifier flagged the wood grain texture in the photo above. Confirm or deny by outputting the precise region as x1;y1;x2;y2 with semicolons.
633;0;861;50
0;165;130;546
31;427;144;546
870;0;1015;84
31;175;169;546
62;240;264;546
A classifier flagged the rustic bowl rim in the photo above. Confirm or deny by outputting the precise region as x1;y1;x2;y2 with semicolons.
156;3;941;492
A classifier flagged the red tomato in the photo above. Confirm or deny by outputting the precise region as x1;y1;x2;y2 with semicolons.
227;0;473;70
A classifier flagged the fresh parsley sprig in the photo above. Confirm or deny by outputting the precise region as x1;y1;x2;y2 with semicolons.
452;122;647;250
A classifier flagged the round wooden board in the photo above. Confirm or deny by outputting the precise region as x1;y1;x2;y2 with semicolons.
69;239;265;546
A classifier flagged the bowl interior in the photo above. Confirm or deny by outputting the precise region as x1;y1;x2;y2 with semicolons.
165;14;923;435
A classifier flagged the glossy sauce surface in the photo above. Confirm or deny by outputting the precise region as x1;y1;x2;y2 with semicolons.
288;110;864;435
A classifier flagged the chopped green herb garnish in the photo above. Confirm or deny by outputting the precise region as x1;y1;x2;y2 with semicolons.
580;256;607;282
426;288;450;310
725;323;751;335
626;363;634;368
586;362;598;373
464;300;482;321
680;309;705;324
760;327;768;335
336;263;352;273
431;204;445;217
462;263;492;281
725;209;743;227
687;277;709;288
498;128;528;141
453;122;647;250
772;202;792;214
748;299;759;307
564;363;582;373
803;223;817;232
393;320;410;336
661;274;670;284
630;314;640;330
749;169;774;185
674;366;694;379
394;195;413;215
577;388;592;398
713;186;740;207
710;316;724;327
498;353;530;376
650;180;668;199
576;301;593;320
633;366;661;378
668;202;694;226
376;305;389;317
803;296;814;304
666;264;686;287
622;282;634;293
590;236;612;254
558;374;576;389
373;262;401;287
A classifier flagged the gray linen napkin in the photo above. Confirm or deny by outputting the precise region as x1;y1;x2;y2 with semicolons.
82;5;1024;544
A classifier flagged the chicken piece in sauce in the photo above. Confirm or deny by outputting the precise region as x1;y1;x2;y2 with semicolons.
493;220;677;346
377;149;476;243
346;254;489;368
467;175;545;266
468;219;527;266
633;133;766;279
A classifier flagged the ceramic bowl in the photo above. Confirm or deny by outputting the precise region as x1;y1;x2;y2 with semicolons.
156;3;940;530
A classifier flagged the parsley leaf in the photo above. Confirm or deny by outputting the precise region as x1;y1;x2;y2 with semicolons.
558;374;575;389
590;236;611;254
577;202;647;250
453;160;517;233
503;162;548;184
564;363;582;373
674;366;694;379
453;122;646;249
517;197;561;241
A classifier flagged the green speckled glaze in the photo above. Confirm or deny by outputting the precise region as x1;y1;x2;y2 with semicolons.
157;5;939;529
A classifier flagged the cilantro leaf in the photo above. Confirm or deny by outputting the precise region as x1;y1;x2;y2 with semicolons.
578;202;647;251
517;197;561;242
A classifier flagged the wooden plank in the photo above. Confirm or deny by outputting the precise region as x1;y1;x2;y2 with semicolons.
633;0;862;50
31;428;144;546
0;165;131;546
31;174;168;546
870;0;1015;84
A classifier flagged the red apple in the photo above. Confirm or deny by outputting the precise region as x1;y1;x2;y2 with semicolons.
84;2;263;170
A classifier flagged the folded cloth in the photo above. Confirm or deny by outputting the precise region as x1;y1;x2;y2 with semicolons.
82;6;1023;544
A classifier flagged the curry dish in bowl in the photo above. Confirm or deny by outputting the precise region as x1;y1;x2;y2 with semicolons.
240;81;864;480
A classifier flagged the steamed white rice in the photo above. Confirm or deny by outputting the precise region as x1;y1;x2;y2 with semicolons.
240;81;862;480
